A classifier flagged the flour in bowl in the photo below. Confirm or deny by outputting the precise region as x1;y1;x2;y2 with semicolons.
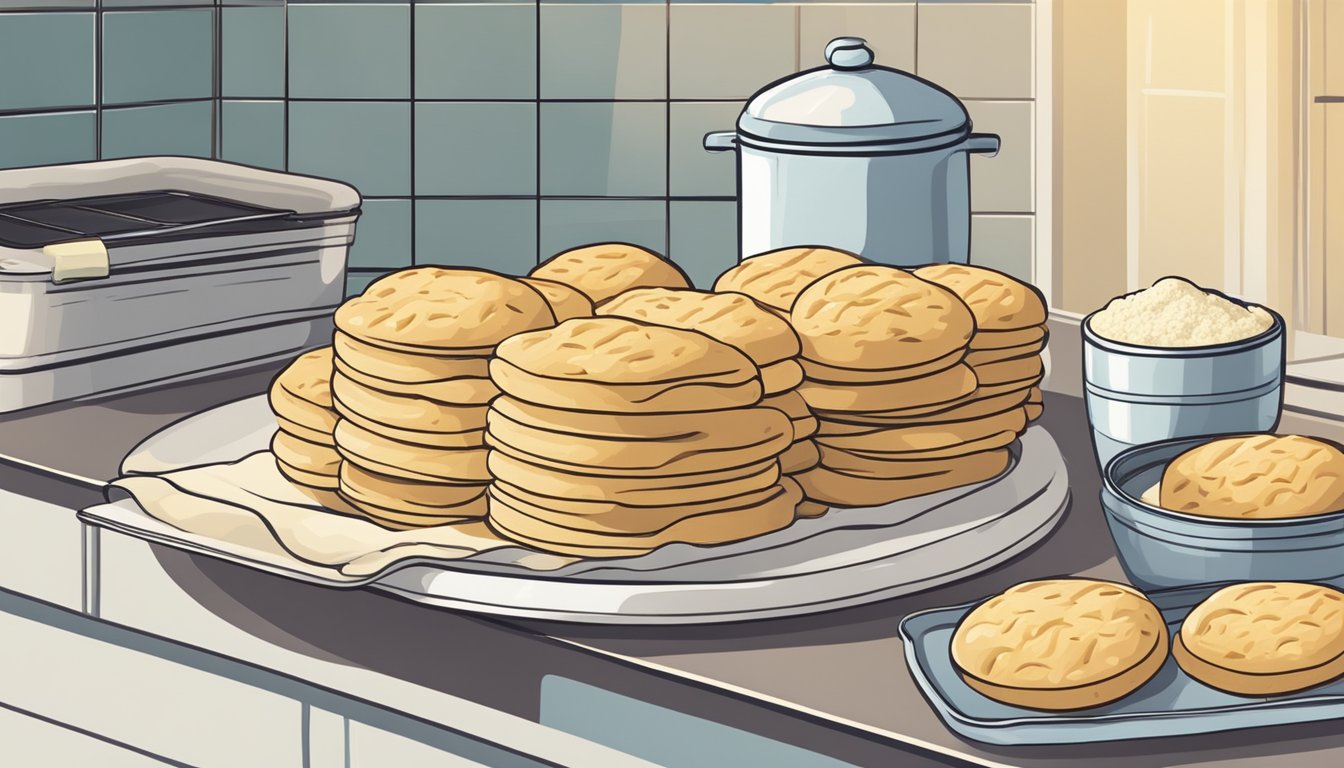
1090;278;1272;346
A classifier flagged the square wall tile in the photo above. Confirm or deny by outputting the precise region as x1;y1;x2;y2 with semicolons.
669;102;742;197
0;111;94;171
222;6;285;98
917;3;1035;99
219;100;285;170
102;101;213;159
415;102;536;196
289;4;411;99
966;100;1034;213
541;102;666;197
0;14;95;111
103;0;211;5
288;101;411;196
416;3;536;100
669;201;737;288
970;214;1034;281
541;200;666;260
102;10;214;104
415;200;537;275
541;4;666;99
350;199;412;270
799;4;915;71
670;5;796;99
346;271;387;298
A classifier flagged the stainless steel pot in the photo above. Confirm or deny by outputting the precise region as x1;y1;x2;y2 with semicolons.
705;37;1000;265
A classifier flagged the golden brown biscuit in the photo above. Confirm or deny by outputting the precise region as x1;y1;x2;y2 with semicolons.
951;579;1167;710
487;451;780;506
486;481;797;556
799;348;965;384
520;277;594;322
344;485;487;528
797;450;1009;507
1161;435;1344;519
275;455;340;491
779;438;821;473
275;415;334;445
816;408;1026;453
485;406;790;474
490;359;763;414
970;325;1047;351
818;438;1017;476
333;358;498;405
269;347;338;434
712;246;864;312
271;429;341;476
530;243;691;303
760;359;803;395
488;480;795;536
335;420;489;484
763;391;819;439
492;477;784;518
1174;582;1344;696
333;331;491;383
333;403;485;449
914;264;1048;331
791;266;975;369
825;428;1018;461
491;396;785;441
339;462;487;514
798;363;977;414
330;374;490;435
335;267;554;351
1025;387;1044;421
598;288;801;367
975;376;1044;400
973;354;1045;387
796;499;830;518
816;390;1030;427
966;341;1047;367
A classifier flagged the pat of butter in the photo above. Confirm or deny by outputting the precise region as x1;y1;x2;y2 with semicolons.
44;238;110;284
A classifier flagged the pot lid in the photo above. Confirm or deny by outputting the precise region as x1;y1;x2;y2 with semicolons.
737;37;971;149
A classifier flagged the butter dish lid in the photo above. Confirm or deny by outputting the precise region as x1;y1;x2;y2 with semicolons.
737;37;971;149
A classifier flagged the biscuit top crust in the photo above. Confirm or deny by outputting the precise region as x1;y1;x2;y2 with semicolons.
790;265;976;368
599;288;800;366
1181;582;1344;674
951;579;1164;689
530;243;690;303
520;277;594;322
915;264;1048;331
494;317;757;384
712;247;864;312
1161;435;1344;519
273;346;334;408
335;267;554;350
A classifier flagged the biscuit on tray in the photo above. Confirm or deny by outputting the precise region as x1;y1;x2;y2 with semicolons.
529;243;691;304
268;346;338;437
712;246;864;313
1175;582;1344;696
1161;435;1344;519
951;579;1168;710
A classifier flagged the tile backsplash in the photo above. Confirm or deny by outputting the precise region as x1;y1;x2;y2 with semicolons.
0;0;1038;294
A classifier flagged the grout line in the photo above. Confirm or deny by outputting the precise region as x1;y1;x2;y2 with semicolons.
914;0;920;76
409;1;417;265
216;96;753;105
283;0;290;172
212;0;221;160
535;0;543;263
94;0;102;160
665;0;671;257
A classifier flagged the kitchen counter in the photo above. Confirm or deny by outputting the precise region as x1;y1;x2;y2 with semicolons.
3;331;1344;767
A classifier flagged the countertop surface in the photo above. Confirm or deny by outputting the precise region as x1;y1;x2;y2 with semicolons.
2;362;1344;767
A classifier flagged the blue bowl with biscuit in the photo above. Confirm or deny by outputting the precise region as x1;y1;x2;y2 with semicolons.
1100;435;1344;591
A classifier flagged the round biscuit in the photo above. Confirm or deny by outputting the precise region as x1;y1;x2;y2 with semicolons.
335;267;554;351
914;263;1048;331
275;455;341;491
972;354;1045;387
815;389;1030;427
965;341;1047;367
825;429;1018;461
790;265;975;370
339;462;488;513
598;288;800;367
333;356;497;404
487;451;780;506
333;331;490;383
489;358;762;414
712;246;864;312
491;478;784;518
275;415;334;445
779;438;821;474
951;579;1167;710
271;429;341;476
1161;435;1344;519
816;408;1025;453
489;396;786;441
520;276;594;321
970;325;1047;351
335;420;489;484
330;374;490;434
487;481;793;535
530;243;691;303
799;348;966;384
796;451;1009;507
269;347;337;433
798;363;977;414
817;445;1012;479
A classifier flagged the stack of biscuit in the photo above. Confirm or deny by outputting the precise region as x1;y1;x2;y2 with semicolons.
915;264;1048;423
268;346;341;492
329;267;558;529
484;317;799;557
788;265;1017;508
529;242;692;304
712;246;865;315
596;288;827;517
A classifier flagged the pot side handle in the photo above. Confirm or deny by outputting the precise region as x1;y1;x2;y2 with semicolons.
966;133;1001;157
704;131;738;153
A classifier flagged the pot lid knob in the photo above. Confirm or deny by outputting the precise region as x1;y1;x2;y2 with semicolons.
825;37;874;70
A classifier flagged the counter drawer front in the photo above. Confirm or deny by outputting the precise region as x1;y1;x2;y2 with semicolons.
0;603;304;768
0;704;173;767
0;489;83;610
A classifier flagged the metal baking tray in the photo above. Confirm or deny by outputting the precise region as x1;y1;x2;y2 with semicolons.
901;584;1344;745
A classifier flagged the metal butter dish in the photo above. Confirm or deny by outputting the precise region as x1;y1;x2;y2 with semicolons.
0;157;359;412
901;584;1344;746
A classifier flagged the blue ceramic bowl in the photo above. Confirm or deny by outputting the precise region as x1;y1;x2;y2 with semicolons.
1100;435;1344;591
